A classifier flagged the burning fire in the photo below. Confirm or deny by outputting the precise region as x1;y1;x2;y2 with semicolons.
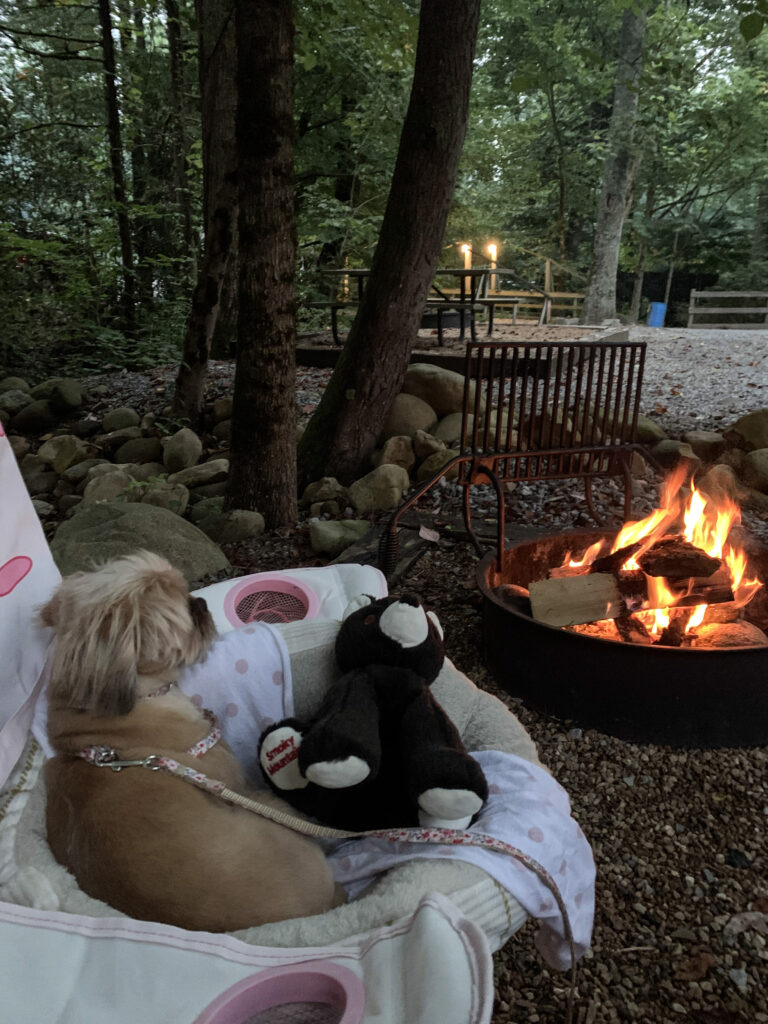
565;464;762;639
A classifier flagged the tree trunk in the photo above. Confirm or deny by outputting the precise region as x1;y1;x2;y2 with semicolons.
164;0;197;278
581;6;648;324
172;0;237;421
298;0;482;487
629;184;655;322
97;0;136;336
224;0;297;527
127;1;155;310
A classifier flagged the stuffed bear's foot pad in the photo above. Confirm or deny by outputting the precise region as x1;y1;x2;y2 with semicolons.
417;787;484;829
305;756;370;789
259;725;308;790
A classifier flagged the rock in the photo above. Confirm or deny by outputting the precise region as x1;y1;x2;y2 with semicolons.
372;436;415;472
20;454;47;481
309;500;340;517
0;376;30;394
416;448;461;483
31;377;83;414
309;519;370;555
188;480;228;499
400;363;472;418
201;509;266;545
26;471;59;496
0;389;35;417
636;415;667;445
433;412;467;447
37;434;94;474
348;464;410;513
81;468;137;504
212;419;231;443
188;497;225;525
121;461;167;483
412;429;446;463
97;426;143;453
725;408;768;451
7;435;30;459
101;407;140;432
212;397;233;423
9;399;56;434
740;449;768;492
380;393;437;441
300;476;349;507
682;430;726;463
650;439;701;472
167;458;229;489
162;427;202;473
70;415;102;438
141;481;190;515
140;412;157;431
58;494;83;514
114;436;164;465
51;501;231;584
31;498;55;517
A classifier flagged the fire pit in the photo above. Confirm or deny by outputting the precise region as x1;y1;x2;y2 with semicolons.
477;470;768;747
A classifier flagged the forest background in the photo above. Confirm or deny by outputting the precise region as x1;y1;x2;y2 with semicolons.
2;0;767;384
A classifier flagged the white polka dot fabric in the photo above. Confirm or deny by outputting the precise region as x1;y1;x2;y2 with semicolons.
177;623;294;785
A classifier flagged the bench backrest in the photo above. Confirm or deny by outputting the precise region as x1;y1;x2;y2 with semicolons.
457;339;646;486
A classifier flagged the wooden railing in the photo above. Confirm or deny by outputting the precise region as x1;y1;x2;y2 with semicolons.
437;288;584;324
687;291;768;329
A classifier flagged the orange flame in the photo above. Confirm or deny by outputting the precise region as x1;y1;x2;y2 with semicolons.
562;467;763;640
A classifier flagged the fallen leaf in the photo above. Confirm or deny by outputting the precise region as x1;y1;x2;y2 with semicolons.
418;525;440;543
675;951;717;981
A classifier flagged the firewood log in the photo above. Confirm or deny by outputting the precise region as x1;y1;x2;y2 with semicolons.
636;537;721;579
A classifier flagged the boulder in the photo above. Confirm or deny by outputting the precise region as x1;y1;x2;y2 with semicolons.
51;502;231;583
309;519;371;556
300;476;349;507
7;435;30;460
9;399;56;435
201;510;266;545
37;434;94;474
0;389;34;418
114;436;164;465
212;419;232;443
31;498;55;518
162;427;203;473
401;363;472;418
380;393;437;440
102;407;141;432
740;449;768;492
31;377;83;414
372;436;415;473
212;397;234;423
141;481;190;515
682;430;726;463
0;376;30;395
650;439;701;473
81;468;137;504
635;415;667;446
168;458;229;489
26;471;59;496
348;464;410;513
121;462;167;483
412;429;445;463
188;497;225;525
433;412;467;447
98;426;143;453
724;409;768;451
416;448;461;483
309;500;341;517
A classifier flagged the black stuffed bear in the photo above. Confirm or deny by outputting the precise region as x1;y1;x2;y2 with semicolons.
257;593;488;832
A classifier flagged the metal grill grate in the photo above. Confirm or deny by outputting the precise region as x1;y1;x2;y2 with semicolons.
235;588;309;624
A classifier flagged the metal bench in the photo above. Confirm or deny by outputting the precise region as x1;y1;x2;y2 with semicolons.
379;337;649;576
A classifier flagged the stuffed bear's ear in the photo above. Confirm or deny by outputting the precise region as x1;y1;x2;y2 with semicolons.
342;594;373;620
427;610;444;640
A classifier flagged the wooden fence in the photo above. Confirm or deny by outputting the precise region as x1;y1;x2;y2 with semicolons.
687;291;768;329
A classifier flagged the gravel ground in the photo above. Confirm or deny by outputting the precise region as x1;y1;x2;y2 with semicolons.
82;326;768;1024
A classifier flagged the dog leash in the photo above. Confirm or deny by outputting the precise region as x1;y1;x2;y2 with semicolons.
80;741;580;1023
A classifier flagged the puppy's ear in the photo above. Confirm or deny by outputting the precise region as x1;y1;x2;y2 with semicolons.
45;591;138;717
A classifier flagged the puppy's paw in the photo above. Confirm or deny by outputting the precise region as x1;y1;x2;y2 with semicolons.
305;756;371;789
259;724;308;790
417;787;484;830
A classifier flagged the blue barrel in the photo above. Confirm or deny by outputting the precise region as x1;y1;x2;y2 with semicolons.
647;301;666;327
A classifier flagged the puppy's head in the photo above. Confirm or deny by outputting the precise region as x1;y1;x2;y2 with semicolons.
41;550;216;716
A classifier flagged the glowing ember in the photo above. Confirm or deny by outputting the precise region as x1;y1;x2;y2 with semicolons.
562;467;763;640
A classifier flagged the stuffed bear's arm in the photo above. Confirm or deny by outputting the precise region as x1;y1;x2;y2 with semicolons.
298;669;383;785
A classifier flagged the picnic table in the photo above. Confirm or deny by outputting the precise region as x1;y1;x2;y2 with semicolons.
314;266;539;345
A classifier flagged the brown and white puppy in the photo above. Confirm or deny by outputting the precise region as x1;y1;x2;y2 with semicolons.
42;550;341;932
